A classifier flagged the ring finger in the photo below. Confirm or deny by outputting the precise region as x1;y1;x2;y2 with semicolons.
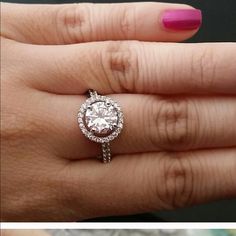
42;93;236;159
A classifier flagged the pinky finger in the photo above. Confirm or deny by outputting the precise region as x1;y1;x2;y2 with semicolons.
64;148;236;220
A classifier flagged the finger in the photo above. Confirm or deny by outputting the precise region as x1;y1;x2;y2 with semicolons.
42;93;236;159
2;230;51;236
22;41;236;95
2;2;201;44
60;148;236;220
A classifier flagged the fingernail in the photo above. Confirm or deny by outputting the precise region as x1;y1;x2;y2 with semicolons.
162;9;202;30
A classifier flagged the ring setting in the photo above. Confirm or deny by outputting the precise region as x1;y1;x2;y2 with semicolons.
78;90;124;163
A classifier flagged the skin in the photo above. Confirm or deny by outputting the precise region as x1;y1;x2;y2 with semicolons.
1;2;236;222
1;230;51;236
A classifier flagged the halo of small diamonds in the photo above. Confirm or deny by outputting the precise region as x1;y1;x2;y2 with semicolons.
78;95;123;143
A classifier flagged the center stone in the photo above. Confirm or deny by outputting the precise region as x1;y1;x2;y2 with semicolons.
85;101;118;135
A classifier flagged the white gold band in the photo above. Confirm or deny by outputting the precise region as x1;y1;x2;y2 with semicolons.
89;90;111;163
78;90;124;163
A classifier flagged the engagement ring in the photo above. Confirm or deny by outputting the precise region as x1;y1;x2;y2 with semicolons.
78;90;124;163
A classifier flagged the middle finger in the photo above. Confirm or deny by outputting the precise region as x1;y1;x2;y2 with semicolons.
22;41;236;95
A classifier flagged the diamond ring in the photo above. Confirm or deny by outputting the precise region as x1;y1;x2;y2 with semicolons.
78;90;124;163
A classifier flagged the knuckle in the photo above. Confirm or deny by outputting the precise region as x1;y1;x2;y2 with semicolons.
1;196;24;220
1;110;29;143
156;154;195;209
118;6;136;39
2;113;36;142
148;98;193;150
99;41;140;93
54;164;86;219
2;183;60;221
191;46;217;90
55;4;91;43
1;192;31;221
1;105;46;146
55;168;77;202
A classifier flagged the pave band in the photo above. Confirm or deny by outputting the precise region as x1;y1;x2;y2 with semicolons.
101;143;111;163
78;90;124;163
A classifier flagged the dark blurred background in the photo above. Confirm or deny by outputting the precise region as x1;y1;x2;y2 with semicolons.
2;0;236;222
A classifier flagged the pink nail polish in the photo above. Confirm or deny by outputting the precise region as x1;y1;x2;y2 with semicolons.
162;9;202;30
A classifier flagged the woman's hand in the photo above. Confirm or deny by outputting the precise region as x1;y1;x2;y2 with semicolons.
1;2;236;221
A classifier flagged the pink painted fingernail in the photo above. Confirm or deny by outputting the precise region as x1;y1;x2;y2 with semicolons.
162;9;202;30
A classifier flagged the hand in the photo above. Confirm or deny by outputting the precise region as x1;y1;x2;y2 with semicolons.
1;2;236;221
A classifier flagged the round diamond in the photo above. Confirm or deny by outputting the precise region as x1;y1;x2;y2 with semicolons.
84;101;118;135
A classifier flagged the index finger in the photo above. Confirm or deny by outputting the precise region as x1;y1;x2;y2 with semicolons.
2;2;201;44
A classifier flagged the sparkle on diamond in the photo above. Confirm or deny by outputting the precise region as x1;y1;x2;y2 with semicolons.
85;101;118;135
